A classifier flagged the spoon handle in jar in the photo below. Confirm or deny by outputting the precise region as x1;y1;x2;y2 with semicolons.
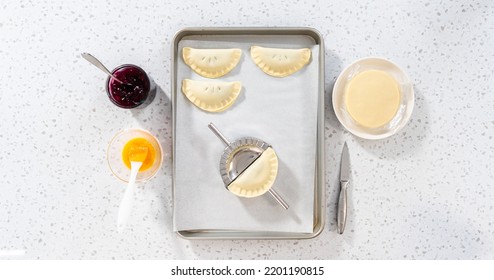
81;52;125;84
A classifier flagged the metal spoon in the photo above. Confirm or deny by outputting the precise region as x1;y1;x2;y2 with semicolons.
81;52;129;85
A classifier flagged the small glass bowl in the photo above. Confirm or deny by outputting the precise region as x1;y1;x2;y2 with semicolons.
107;128;163;182
332;57;414;140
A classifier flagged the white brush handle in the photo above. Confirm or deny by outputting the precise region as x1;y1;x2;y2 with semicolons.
117;161;142;231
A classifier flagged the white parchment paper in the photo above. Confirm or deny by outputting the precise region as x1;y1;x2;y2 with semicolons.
174;35;319;233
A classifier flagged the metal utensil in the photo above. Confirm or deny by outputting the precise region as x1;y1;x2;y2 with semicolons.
208;123;289;210
81;52;129;85
337;142;350;234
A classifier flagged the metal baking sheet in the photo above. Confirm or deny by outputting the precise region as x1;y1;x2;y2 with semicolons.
171;27;325;239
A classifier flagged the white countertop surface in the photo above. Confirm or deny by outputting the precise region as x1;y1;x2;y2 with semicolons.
1;0;493;259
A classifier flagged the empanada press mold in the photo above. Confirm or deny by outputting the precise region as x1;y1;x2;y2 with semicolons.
208;123;289;209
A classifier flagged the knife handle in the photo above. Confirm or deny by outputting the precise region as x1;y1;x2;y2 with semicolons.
337;181;349;234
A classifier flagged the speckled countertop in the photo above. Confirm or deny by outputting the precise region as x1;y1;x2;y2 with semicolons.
1;0;493;259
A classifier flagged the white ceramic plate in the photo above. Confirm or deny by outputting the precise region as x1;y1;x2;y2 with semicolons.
332;57;414;139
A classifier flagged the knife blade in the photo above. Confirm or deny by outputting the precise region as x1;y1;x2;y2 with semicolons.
340;142;350;182
337;142;350;234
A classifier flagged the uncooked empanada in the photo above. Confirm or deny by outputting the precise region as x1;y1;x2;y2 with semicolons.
181;79;241;112
250;46;311;77
182;47;242;78
228;147;279;198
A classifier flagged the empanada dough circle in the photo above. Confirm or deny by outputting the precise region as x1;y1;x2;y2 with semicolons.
181;79;241;112
250;46;311;77
228;147;279;198
183;47;242;78
345;70;401;128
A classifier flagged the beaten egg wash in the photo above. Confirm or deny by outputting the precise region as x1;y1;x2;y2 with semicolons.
122;138;156;171
345;70;401;128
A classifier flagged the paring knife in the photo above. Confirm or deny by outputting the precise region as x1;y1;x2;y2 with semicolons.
337;142;350;234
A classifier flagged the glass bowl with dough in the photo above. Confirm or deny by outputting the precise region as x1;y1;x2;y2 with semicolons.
332;57;414;139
